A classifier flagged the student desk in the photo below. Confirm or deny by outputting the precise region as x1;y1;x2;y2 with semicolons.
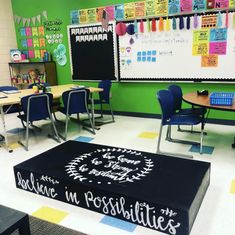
183;92;235;148
0;84;102;152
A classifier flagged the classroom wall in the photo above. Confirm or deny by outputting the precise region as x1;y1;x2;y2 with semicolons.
0;0;17;85
11;0;235;121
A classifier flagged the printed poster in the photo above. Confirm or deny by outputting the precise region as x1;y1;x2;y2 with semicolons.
124;2;135;19
215;0;229;8
168;0;180;14
156;0;168;16
209;42;227;54
201;54;218;67
135;2;146;18
96;7;105;22
229;0;235;7
27;38;33;47
105;6;115;20
39;38;46;47
38;26;45;36
193;29;210;43
192;43;208;55
210;28;227;41
201;15;217;28
87;8;96;23
115;4;124;20
21;39;27;48
70;10;79;24
32;27;38;36
181;0;192;11
79;9;88;24
146;0;157;16
25;27;32;36
20;27;26;36
33;38;39;47
34;50;41;59
193;0;206;11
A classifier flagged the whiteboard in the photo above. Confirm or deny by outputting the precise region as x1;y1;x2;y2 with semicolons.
118;14;235;82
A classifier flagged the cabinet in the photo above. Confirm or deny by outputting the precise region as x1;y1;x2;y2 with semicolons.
8;61;57;88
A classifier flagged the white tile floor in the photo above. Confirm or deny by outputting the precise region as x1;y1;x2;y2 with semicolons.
0;112;235;235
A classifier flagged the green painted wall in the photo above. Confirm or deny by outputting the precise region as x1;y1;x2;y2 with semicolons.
11;0;235;121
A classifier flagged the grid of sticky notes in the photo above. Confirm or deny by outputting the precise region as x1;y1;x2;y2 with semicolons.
137;50;157;62
20;26;46;59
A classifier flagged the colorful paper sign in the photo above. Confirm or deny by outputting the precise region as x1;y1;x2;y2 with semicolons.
21;39;27;48
207;0;215;9
38;26;45;36
229;0;235;7
201;15;217;28
25;27;32;36
33;38;39;47
209;42;227;54
193;29;210;43
124;2;135;19
105;6;115;20
20;28;26;36
34;50;41;58
70;10;79;24
32;27;38;36
192;43;209;55
215;0;229;8
146;0;156;16
156;0;168;16
96;7;105;22
168;0;180;14
193;0;206;11
87;8;96;23
27;38;33;47
28;50;35;58
201;54;218;66
79;9;88;24
39;38;46;47
115;4;124;20
135;2;146;18
181;0;193;12
40;49;46;58
210;28;227;41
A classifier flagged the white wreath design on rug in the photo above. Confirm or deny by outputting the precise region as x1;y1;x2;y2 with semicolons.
65;148;154;185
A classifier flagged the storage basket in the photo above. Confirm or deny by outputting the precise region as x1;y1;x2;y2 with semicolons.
210;92;234;106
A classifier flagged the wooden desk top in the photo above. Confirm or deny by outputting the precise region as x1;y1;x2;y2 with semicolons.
183;92;235;112
0;84;103;107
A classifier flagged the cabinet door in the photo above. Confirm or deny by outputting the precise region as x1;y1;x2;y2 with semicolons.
44;62;57;86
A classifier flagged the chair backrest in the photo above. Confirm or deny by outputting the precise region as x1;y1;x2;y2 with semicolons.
168;85;183;112
0;86;18;92
27;82;50;89
62;89;90;115
98;80;111;103
157;90;175;125
21;93;53;121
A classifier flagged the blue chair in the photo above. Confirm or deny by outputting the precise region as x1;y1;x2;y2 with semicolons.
168;84;207;135
157;90;205;158
58;88;95;140
0;86;21;113
17;93;60;151
92;80;114;124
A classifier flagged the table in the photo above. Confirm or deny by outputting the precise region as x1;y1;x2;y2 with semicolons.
183;92;235;148
14;140;210;235
0;84;102;152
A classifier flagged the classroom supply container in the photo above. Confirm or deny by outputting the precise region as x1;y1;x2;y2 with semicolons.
210;92;234;106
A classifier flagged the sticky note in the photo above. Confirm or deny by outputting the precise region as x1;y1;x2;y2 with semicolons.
138;132;158;139
230;180;235;194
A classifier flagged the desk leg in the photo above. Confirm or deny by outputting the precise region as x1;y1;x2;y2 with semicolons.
0;106;13;153
90;93;100;130
232;137;235;148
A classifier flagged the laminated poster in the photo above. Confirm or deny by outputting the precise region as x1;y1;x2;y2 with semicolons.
215;0;229;8
210;28;227;42
21;39;27;48
146;0;157;16
192;43;209;55
229;0;235;7
124;2;135;19
28;50;35;58
201;15;217;28
34;50;41;59
105;6;115;20
96;7;105;22
180;0;193;12
201;54;218;67
27;38;33;47
115;4;124;20
168;0;180;14
33;38;39;47
135;2;146;18
70;10;79;24
209;42;227;54
39;38;46;47
156;0;168;16
193;0;206;11
193;29;210;43
20;27;26;37
87;8;96;23
79;9;88;24
40;49;46;58
25;27;32;37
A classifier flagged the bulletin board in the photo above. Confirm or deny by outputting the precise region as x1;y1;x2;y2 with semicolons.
118;15;235;82
68;22;118;81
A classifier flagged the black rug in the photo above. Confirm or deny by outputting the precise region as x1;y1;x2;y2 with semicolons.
12;216;87;235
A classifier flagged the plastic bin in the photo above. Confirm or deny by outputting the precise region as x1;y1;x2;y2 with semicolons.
210;92;234;106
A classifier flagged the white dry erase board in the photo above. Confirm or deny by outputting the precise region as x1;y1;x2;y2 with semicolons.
68;22;118;81
118;14;235;82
